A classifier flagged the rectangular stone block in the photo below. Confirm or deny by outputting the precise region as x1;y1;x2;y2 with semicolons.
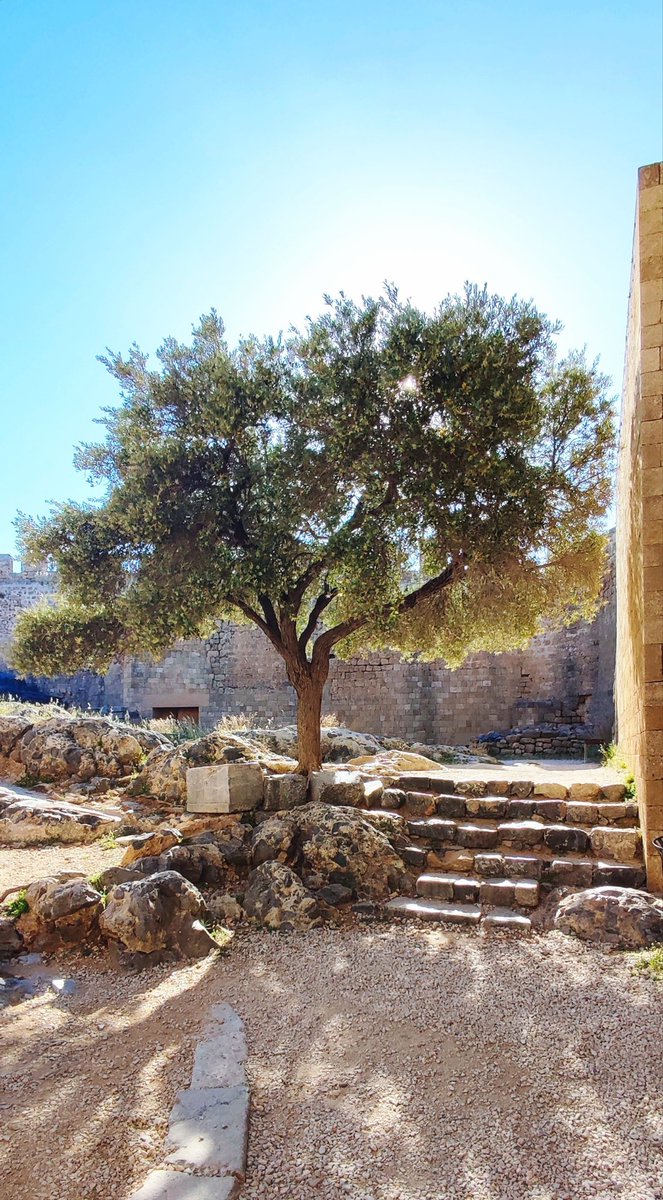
503;854;541;878
435;794;466;818
514;879;539;908
480;878;515;906
186;763;263;814
262;772;308;811
566;801;599;825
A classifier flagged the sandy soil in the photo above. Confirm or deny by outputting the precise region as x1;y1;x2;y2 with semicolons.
0;843;123;896
1;924;662;1200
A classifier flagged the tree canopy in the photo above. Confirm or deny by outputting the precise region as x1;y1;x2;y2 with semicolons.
12;284;614;769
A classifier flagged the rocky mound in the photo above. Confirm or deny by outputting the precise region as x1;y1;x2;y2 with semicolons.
0;714;169;784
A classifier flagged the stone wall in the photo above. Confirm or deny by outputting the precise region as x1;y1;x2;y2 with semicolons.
0;558;55;663
616;162;663;890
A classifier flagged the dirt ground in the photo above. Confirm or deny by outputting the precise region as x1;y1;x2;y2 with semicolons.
1;923;662;1200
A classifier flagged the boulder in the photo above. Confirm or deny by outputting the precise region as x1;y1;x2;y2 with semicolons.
160;843;233;887
251;815;298;867
18;717;167;783
0;716;33;759
206;893;245;924
18;873;103;950
554;886;663;948
186;763;263;814
294;802;413;899
118;827;182;865
0;794;121;846
309;769;365;807
255;725;382;762
0;916;23;959
100;871;217;961
94;866;146;890
243;862;322;931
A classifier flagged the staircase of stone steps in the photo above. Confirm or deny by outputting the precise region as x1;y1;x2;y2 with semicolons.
383;772;644;934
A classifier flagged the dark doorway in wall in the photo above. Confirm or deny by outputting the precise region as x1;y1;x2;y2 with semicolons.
152;706;200;723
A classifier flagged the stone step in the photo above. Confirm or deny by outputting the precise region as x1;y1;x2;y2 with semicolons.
482;908;532;932
395;774;629;808
384;897;482;925
405;816;643;861
416;870;540;908
383;896;531;933
397;843;646;890
401;790;638;828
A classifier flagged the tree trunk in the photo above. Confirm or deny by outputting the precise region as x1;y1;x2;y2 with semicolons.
282;649;329;774
295;673;325;773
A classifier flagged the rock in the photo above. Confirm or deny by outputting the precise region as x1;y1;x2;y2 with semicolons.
0;715;33;758
554;886;663;947
542;826;589;854
600;784;627;803
315;883;353;906
360;809;407;841
118;827;182;865
262;772;308;811
532;783;568;800
164;1083;249;1177
100;871;217;961
533;799;567;822
0;793;121;846
566;801;599;825
18;717;164;783
251;815;298;867
542;859;594;889
404;791;436;818
363;778;384;806
131;730;295;803
294;802;413;899
243;861;322;931
435;794;466;819
589;827;642;862
256;725;382;762
18;874;103;950
160;843;232;887
0;916;23;959
508;781;534;798
381;787;405;809
187;763;263;814
569;782;601;802
94;866;146;890
309;769;365;807
206;894;244;924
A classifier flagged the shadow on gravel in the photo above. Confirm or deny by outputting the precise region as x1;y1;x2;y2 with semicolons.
1;927;662;1200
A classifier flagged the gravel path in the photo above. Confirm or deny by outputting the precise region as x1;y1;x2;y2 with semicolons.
1;925;662;1200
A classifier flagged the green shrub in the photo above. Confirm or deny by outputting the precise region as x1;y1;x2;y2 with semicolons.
5;890;28;919
632;945;663;980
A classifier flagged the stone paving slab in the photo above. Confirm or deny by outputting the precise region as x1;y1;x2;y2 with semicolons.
191;1003;248;1090
128;1170;239;1199
164;1085;249;1176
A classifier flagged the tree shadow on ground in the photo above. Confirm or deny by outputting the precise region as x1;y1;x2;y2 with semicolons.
1;925;662;1200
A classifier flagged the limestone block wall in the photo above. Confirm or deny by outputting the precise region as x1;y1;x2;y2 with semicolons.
616;162;663;890
0;562;56;664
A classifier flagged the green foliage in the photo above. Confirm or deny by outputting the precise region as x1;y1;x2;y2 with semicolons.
5;890;28;918
631;945;663;980
624;774;637;800
98;832;118;850
11;285;614;703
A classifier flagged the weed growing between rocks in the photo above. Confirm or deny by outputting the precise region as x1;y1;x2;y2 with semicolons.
4;889;28;918
99;833;118;851
631;944;663;980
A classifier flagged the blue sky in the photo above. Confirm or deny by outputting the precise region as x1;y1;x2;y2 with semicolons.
1;0;661;555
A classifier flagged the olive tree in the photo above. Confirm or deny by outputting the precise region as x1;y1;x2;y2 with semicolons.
12;285;614;771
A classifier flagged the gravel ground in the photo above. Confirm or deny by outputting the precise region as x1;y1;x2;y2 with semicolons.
0;842;122;895
1;925;662;1200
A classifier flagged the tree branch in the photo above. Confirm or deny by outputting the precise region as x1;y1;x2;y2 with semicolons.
311;556;464;669
232;597;284;652
298;589;338;652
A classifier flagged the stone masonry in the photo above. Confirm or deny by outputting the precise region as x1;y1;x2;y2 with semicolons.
616;162;663;890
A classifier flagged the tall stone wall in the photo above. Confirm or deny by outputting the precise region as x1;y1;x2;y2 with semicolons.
0;558;55;664
616;162;663;890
